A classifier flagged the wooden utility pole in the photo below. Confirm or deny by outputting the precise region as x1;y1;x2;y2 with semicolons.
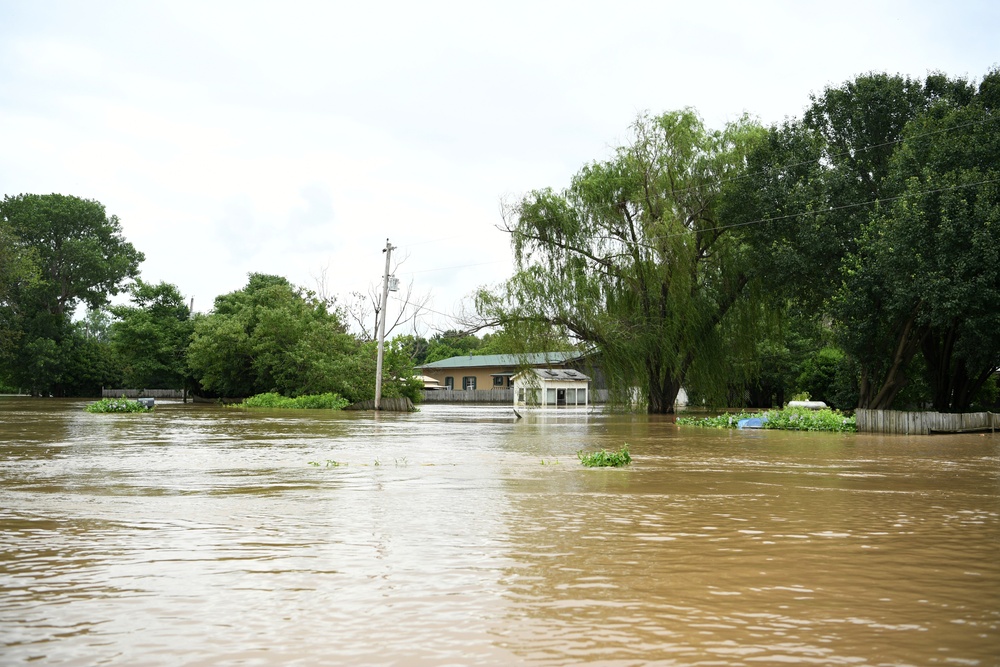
374;239;395;410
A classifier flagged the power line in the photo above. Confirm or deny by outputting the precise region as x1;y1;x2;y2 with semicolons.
379;112;997;313
378;116;997;281
498;112;998;232
401;259;509;275
651;176;1000;242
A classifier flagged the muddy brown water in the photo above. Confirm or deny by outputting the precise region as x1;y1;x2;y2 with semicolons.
1;397;997;666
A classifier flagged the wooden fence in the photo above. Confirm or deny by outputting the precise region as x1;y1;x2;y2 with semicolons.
344;397;416;412
102;388;185;399
856;409;1000;435
421;389;611;405
422;389;514;404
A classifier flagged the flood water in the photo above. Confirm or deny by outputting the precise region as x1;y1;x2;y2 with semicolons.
1;397;998;666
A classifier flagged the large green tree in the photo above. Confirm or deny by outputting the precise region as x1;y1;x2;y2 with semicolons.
110;280;194;390
0;194;143;395
186;273;420;403
835;72;1000;411
0;214;38;361
725;71;990;410
478;111;766;413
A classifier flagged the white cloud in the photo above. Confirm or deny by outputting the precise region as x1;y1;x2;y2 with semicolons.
1;0;997;331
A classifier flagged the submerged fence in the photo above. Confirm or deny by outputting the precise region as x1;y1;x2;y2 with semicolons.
856;409;1000;435
344;397;416;412
422;389;514;404
102;388;185;399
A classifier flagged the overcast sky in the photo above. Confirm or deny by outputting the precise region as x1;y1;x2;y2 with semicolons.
1;0;996;335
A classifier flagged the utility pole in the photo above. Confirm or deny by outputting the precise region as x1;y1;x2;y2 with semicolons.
374;238;395;410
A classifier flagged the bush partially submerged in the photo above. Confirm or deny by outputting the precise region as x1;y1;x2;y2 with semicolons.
578;444;632;467
236;392;350;410
85;398;153;413
677;407;856;432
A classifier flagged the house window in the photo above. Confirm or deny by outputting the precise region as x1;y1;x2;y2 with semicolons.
493;376;505;387
546;388;556;405
444;376;454;390
518;388;525;403
566;388;576;405
463;376;477;390
578;388;586;405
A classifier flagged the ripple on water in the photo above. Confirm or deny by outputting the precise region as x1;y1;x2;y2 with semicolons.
0;400;997;665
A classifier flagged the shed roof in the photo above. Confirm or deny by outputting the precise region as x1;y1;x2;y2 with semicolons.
515;368;591;382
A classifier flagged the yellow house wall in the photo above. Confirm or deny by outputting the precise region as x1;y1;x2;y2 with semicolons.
421;366;512;391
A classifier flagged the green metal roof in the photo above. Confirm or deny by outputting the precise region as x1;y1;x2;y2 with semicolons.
417;352;582;370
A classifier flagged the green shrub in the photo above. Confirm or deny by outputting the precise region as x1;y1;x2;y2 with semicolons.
578;444;632;467
678;407;856;432
236;392;350;410
85;398;153;413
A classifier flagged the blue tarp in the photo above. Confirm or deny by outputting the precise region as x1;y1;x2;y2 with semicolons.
737;417;766;429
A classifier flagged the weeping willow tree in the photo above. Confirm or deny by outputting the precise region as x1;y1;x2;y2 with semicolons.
476;110;769;413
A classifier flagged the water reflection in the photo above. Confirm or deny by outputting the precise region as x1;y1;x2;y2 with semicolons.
0;398;997;665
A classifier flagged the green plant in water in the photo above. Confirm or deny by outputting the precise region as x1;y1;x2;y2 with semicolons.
578;444;632;467
677;407;856;432
85;398;153;414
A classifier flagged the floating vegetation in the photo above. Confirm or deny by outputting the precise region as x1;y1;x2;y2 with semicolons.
236;392;349;410
308;458;410;468
578;444;632;467
677;407;856;432
85;398;153;413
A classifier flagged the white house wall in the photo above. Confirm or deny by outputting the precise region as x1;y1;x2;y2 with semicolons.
512;378;590;407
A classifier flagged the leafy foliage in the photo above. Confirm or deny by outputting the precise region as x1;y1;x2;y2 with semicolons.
186;274;419;403
831;72;1000;410
187;274;352;397
725;70;999;410
678;407;856;432
0;194;142;395
110;280;193;390
236;392;350;409
578;444;632;467
480;111;768;413
85;397;153;413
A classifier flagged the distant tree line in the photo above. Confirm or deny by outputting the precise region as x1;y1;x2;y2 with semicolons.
0;194;419;402
477;69;1000;413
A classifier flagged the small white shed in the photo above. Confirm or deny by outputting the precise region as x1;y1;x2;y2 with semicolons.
512;368;591;407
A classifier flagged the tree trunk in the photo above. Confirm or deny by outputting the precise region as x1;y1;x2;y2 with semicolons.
857;311;926;409
647;372;681;414
923;323;995;412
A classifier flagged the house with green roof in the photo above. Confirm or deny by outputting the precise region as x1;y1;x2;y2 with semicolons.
416;352;585;396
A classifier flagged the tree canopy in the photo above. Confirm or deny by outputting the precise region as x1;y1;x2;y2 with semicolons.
725;70;999;410
186;273;420;403
0;194;143;395
110;280;194;391
835;73;1000;410
478;110;767;413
